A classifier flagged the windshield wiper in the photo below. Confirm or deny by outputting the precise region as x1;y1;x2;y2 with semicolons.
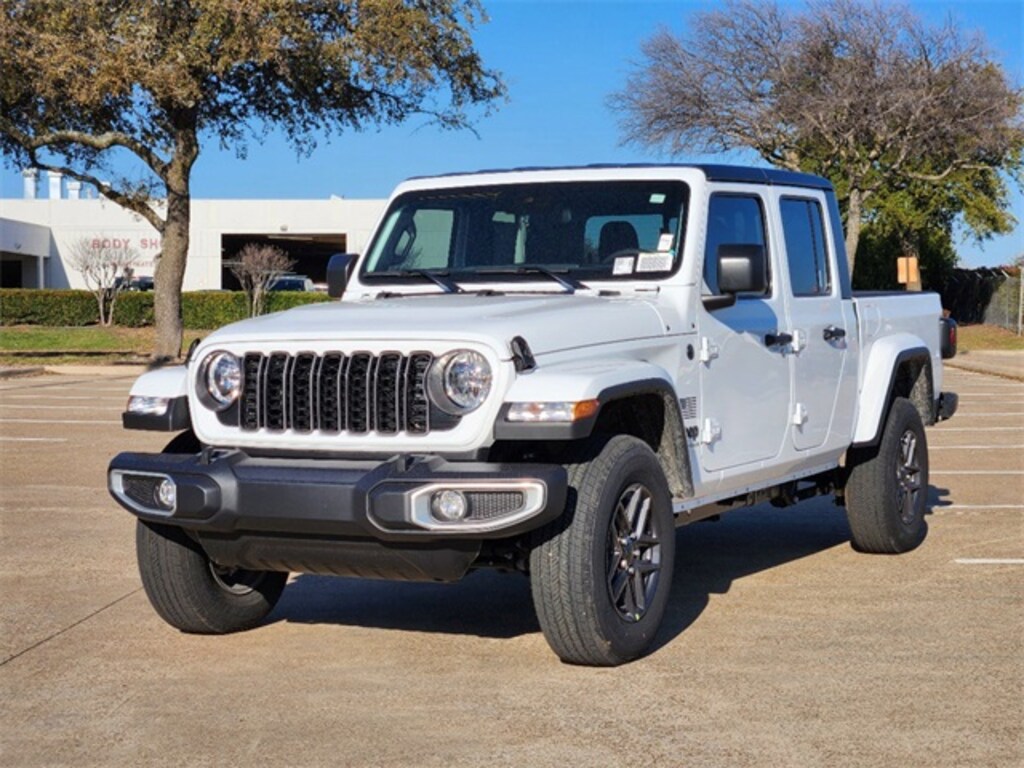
476;266;588;294
373;269;463;294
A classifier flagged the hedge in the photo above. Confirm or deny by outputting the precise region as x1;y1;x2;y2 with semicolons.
112;291;155;327
0;289;98;326
1;288;333;329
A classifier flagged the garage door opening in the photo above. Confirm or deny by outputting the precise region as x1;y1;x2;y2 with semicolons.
220;233;347;290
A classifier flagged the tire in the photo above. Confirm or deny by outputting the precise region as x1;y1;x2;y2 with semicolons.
136;520;287;634
845;397;929;554
529;435;675;666
134;430;286;634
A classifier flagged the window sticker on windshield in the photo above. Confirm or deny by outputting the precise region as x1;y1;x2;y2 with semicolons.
649;193;666;204
657;233;674;252
612;256;635;275
636;252;673;272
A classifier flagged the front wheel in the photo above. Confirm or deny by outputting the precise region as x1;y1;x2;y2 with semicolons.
136;520;287;634
844;397;929;553
530;436;675;666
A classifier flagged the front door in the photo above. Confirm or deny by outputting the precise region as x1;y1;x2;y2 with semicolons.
698;191;791;474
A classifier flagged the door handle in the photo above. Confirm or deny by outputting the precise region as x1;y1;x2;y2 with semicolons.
823;326;846;342
764;332;793;347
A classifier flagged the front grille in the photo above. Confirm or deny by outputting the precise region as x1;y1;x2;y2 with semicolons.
240;351;436;434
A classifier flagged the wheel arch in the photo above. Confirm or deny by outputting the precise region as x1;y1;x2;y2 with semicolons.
495;367;694;499
852;340;934;447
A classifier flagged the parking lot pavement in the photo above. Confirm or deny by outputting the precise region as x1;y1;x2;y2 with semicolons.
1;369;1021;768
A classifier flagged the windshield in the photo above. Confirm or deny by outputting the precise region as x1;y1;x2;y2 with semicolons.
361;180;689;285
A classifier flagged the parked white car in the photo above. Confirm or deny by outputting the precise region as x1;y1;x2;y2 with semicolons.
110;165;958;665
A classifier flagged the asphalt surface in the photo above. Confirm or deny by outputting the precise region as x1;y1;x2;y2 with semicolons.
1;367;1021;767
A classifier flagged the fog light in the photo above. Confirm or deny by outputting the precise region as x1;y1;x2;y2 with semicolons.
431;489;468;522
156;478;177;511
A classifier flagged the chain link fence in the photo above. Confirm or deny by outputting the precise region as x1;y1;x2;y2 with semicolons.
937;268;1023;334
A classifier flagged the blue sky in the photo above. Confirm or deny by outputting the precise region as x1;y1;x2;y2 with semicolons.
2;0;1021;267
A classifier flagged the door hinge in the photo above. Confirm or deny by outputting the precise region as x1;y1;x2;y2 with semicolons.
701;417;722;445
791;329;807;353
699;337;719;364
792;402;808;426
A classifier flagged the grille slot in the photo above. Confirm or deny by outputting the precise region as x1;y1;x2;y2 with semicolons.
240;351;440;435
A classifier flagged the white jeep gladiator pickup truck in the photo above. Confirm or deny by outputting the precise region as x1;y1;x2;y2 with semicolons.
109;164;959;666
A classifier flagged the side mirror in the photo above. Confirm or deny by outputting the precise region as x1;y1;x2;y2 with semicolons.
326;253;358;298
702;244;767;311
718;244;767;294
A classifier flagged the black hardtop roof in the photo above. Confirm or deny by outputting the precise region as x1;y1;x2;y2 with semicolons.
408;163;833;191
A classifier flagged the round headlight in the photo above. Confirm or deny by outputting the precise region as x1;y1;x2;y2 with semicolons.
429;350;492;415
203;351;241;410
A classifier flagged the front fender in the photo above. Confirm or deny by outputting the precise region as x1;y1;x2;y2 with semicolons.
494;359;676;441
852;336;931;445
123;365;191;432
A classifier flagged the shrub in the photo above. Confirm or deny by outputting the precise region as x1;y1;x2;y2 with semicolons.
181;292;248;329
265;292;333;313
112;291;155;327
0;289;98;326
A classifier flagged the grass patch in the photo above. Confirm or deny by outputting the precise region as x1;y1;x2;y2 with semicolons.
957;324;1024;352
0;325;208;364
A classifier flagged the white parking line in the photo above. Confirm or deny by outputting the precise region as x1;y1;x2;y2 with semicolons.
954;558;1024;565
937;504;1024;510
0;436;68;443
931;470;1024;475
0;395;126;401
930;445;1024;450
0;404;123;410
932;427;1021;432
0;418;120;425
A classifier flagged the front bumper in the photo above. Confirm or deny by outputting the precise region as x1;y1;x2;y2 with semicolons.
109;450;567;583
109;450;566;541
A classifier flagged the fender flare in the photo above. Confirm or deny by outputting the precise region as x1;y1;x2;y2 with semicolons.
852;340;932;446
494;363;694;498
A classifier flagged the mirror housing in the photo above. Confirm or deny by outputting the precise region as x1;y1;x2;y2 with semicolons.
326;253;358;298
717;244;767;295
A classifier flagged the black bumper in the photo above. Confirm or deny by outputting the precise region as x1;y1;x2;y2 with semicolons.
109;450;567;582
109;449;566;540
937;391;958;422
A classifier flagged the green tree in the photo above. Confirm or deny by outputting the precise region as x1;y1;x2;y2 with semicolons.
1;0;503;360
610;0;1023;277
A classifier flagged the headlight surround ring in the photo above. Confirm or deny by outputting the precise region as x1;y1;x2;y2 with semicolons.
427;350;492;415
200;351;242;411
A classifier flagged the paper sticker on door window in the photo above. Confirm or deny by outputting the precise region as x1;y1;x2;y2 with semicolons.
657;233;674;252
636;252;672;272
612;256;635;275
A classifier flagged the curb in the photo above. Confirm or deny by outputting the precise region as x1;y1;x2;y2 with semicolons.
0;366;46;380
944;360;1024;383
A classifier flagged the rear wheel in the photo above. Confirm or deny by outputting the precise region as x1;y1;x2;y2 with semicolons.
530;435;675;666
845;397;929;553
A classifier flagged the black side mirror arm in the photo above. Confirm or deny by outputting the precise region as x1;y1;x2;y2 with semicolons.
702;293;737;311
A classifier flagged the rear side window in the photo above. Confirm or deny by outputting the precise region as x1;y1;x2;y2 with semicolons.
704;194;768;295
780;198;830;296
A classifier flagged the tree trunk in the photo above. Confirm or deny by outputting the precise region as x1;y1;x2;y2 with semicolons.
154;189;189;361
153;125;198;363
845;187;863;278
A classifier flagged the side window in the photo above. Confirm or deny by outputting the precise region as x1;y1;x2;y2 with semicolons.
780;198;831;296
704;194;768;295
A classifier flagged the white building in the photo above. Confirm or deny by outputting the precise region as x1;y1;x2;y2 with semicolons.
0;170;386;290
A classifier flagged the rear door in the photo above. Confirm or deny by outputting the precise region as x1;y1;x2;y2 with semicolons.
777;194;851;451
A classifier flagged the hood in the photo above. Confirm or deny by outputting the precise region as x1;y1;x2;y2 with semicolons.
203;292;666;357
